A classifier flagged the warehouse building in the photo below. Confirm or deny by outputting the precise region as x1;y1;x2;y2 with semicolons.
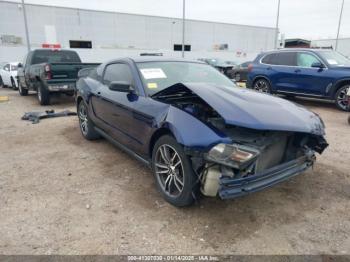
0;1;276;63
311;38;350;57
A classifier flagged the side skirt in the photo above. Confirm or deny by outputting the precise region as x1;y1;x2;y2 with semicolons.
94;127;151;168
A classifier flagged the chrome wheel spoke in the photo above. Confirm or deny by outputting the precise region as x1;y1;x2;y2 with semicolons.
164;175;173;192
156;163;169;170
156;169;170;174
159;146;169;164
173;160;181;168
174;174;184;187
173;177;182;192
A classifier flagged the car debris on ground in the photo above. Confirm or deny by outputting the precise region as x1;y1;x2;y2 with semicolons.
21;109;77;124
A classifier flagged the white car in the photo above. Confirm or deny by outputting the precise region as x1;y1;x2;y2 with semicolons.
0;62;19;89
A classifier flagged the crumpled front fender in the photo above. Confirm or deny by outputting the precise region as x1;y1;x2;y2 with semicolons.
160;106;231;149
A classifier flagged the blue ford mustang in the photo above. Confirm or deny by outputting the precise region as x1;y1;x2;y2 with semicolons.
76;58;328;207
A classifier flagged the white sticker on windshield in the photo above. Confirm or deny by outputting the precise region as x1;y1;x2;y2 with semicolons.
327;59;338;65
140;68;167;79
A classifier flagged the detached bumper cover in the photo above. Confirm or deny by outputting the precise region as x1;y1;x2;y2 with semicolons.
219;155;314;199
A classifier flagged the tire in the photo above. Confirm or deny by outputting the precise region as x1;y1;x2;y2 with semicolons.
78;100;100;140
0;76;4;88
11;78;17;90
335;85;350;111
253;78;271;93
37;82;50;105
151;135;199;207
18;82;28;96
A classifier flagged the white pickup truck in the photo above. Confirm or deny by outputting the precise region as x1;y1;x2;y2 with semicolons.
0;62;19;89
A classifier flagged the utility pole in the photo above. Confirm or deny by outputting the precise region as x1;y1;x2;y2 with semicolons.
21;0;31;52
335;0;345;51
182;0;186;58
274;0;281;49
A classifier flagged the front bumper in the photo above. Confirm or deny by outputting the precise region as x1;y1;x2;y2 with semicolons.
218;155;314;199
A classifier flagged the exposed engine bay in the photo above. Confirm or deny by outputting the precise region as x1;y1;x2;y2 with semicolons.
153;85;328;198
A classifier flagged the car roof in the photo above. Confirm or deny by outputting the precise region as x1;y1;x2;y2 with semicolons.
99;57;206;67
128;57;205;63
263;48;333;54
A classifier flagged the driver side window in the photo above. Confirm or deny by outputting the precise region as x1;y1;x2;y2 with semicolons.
297;53;320;67
103;63;134;86
3;64;10;71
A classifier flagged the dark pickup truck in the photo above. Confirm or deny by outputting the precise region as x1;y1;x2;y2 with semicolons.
17;49;99;105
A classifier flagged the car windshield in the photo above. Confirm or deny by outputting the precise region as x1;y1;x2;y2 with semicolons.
137;61;235;96
11;65;18;71
320;51;350;67
32;50;81;64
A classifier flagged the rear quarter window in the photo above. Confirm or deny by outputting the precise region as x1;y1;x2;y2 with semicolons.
261;52;296;66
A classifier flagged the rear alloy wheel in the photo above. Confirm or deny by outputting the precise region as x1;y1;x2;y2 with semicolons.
18;82;28;96
253;78;271;93
335;85;350;111
152;135;199;207
78;101;100;140
37;83;50;105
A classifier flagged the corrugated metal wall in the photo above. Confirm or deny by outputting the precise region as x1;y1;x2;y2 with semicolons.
0;1;276;63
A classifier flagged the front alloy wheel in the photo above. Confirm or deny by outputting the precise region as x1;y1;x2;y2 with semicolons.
335;85;350;111
254;79;271;93
155;144;185;197
152;135;199;207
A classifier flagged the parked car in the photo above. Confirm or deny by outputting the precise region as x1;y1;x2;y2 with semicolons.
76;57;328;207
247;49;350;111
198;58;236;78
0;62;19;89
17;49;99;105
228;61;252;82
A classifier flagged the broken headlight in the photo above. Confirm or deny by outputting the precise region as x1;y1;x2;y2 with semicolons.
205;143;259;169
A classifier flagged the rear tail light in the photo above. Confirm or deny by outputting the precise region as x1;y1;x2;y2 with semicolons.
44;64;51;80
247;63;253;72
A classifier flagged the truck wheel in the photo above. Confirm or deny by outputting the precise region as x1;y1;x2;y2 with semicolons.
37;83;50;105
78;100;100;140
0;76;4;88
18;82;28;96
11;78;18;90
151;135;200;207
335;85;350;111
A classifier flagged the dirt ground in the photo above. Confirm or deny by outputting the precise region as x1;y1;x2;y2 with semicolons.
0;87;349;255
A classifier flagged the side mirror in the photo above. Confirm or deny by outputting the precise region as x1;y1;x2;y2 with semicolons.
18;63;23;68
311;62;325;68
108;81;134;93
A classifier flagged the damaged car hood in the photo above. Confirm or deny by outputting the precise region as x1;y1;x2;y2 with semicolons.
152;83;325;135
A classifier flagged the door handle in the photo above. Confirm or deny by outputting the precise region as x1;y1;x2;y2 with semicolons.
267;66;272;70
294;69;301;73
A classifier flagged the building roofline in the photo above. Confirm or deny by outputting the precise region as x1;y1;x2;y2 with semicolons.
1;0;276;31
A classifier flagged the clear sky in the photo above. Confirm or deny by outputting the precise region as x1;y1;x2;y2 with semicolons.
3;0;350;40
